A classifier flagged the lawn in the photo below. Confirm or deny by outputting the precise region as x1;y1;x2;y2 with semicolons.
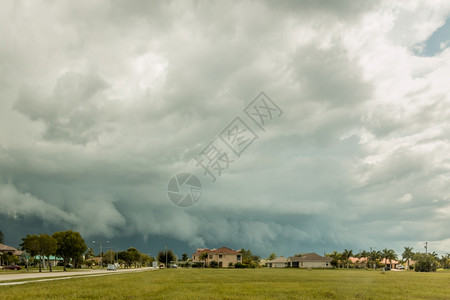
1;268;450;299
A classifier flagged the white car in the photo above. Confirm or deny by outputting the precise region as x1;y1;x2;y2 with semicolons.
107;264;117;271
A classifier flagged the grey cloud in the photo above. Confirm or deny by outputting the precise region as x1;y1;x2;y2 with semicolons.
14;71;115;144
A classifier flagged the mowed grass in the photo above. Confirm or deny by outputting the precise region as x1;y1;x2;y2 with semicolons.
1;268;450;299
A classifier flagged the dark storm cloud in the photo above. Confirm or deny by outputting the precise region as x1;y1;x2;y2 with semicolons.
1;0;450;257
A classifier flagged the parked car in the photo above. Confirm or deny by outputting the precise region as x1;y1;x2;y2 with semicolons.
171;264;178;268
106;264;117;271
4;265;21;270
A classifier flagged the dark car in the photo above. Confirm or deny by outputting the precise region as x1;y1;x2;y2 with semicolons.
4;265;21;270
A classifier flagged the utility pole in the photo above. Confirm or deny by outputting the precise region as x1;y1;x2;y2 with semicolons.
425;242;428;255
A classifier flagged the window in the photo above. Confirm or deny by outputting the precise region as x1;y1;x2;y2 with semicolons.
209;255;213;259
219;255;222;259
237;255;241;261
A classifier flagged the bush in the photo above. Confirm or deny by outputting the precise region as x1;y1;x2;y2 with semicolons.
414;254;438;272
209;261;219;268
234;262;245;268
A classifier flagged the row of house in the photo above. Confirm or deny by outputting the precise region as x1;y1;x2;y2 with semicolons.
349;257;414;269
192;247;332;268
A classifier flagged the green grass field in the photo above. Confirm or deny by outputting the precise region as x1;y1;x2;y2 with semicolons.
1;268;450;299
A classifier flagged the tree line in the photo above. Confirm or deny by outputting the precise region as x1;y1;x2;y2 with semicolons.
0;229;157;271
20;230;87;272
325;247;446;272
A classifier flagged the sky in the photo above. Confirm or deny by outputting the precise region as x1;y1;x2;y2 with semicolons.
1;0;450;259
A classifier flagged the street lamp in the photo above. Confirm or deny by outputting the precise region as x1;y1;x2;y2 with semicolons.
92;240;109;268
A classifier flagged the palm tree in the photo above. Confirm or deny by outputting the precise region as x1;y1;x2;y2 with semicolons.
369;250;380;269
360;250;370;268
342;249;353;269
386;249;397;269
199;252;208;268
382;248;389;269
402;247;414;270
328;251;341;268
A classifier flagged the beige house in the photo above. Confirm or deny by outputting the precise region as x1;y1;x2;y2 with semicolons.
288;253;332;268
192;247;242;268
266;257;288;268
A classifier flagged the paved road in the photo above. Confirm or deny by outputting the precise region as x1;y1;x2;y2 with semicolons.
0;267;155;286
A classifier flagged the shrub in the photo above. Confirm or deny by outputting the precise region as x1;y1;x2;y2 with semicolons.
414;253;438;272
234;262;245;268
209;261;219;268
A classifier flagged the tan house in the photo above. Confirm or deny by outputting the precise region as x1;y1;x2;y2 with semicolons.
288;253;332;268
192;247;242;267
266;257;288;268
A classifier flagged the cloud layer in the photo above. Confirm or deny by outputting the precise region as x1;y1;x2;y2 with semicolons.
1;0;450;257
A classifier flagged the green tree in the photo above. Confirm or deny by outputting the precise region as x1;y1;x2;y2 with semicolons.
240;249;260;268
0;229;4;244
369;250;380;269
359;250;370;268
141;253;153;266
40;234;58;272
181;253;189;261
104;250;115;265
381;248;389;268
21;234;57;272
327;251;341;268
268;253;277;260
127;247;142;267
386;249;397;269
52;230;87;271
118;251;132;268
157;249;176;267
414;253;438;272
199;252;208;268
402;247;414;270
440;253;450;269
342;249;353;269
21;235;41;271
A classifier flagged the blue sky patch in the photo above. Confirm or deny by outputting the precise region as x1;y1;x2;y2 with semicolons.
415;16;450;56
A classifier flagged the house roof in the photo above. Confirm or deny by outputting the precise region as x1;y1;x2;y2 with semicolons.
349;257;368;263
379;258;399;264
266;257;288;263
193;247;240;256
0;243;22;255
288;253;332;262
0;243;17;252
